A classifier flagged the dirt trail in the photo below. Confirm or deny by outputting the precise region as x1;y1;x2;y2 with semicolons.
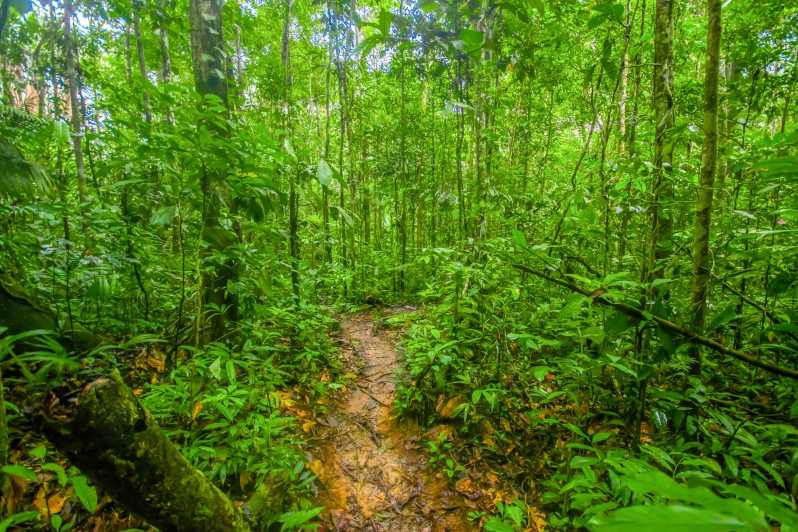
312;312;472;531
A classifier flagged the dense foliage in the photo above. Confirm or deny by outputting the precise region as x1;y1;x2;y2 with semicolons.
1;0;798;529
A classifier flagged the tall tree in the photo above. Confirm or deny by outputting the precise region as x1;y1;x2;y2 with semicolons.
189;0;238;342
63;0;87;205
688;0;722;372
282;0;300;304
648;0;674;284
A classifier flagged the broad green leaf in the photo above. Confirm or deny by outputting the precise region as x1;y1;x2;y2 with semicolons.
70;475;98;513
511;229;528;249
1;464;36;482
42;463;68;487
531;366;551;381
150;205;177;226
459;29;484;51
589;504;754;531
0;511;39;532
279;507;323;530
316;158;333;187
483;517;515;532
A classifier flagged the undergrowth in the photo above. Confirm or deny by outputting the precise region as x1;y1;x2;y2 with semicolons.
392;239;798;531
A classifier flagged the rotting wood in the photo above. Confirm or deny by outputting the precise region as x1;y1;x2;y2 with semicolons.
41;371;251;532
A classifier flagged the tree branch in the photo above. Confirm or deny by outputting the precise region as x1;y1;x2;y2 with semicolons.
513;264;798;380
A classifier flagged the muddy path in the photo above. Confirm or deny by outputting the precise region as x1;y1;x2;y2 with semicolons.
311;312;472;531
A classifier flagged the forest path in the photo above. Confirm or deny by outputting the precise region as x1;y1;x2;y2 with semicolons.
311;311;471;531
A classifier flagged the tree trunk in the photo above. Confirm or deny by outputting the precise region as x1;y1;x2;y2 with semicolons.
649;0;675;284
189;0;238;342
133;0;152;124
688;0;722;373
63;0;87;205
282;0;300;304
42;373;250;532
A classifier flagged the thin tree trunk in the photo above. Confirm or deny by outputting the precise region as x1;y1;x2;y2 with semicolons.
133;0;152;124
648;0;675;286
63;0;87;205
688;0;722;373
282;0;300;304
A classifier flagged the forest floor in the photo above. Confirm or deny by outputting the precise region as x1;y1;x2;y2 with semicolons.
309;311;473;531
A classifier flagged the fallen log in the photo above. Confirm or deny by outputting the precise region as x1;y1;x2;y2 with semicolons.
513;264;798;380
42;372;251;532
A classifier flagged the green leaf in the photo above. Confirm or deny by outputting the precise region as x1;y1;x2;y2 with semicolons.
605;311;633;337
420;1;437;14
42;463;68;487
459;29;484;51
316;158;333;187
0;511;40;532
706;305;740;332
528;0;545;15
70;475;98;513
752;156;798;177
225;360;236;384
28;445;47;460
531;366;551;381
588;504;753;531
283;138;297;160
209;357;222;380
511;229;528;249
150;205;177;226
564;423;590;441
483;516;516;532
279;507;323;530
1;464;37;482
592;432;613;444
378;9;393;35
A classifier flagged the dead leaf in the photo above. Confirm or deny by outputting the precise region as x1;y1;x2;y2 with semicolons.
191;401;203;420
435;394;464;419
589;288;607;298
307;459;323;477
48;493;67;514
528;506;547;531
32;487;47;516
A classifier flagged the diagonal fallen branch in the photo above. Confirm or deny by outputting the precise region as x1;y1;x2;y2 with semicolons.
513;264;798;380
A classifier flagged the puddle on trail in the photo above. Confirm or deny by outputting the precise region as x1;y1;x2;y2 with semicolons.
310;312;472;531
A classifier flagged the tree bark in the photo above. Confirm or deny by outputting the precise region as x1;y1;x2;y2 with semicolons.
42;373;250;532
688;0;722;372
63;0;87;205
132;0;152;124
282;0;300;305
649;0;675;283
189;0;238;342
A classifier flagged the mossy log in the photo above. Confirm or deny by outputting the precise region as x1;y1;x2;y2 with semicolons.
44;372;251;532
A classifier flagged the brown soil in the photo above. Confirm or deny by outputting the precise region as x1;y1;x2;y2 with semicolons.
311;312;474;531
